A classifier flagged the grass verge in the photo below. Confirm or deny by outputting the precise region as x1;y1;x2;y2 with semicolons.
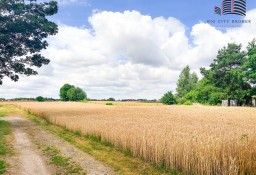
0;161;7;175
26;111;181;175
0;105;6;117
43;146;86;175
0;104;24;117
0;120;12;175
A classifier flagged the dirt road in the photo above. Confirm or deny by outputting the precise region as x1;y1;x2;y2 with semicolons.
2;116;116;175
2;117;51;175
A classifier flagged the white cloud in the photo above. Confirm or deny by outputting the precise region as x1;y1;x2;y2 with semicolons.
1;10;256;99
88;11;185;67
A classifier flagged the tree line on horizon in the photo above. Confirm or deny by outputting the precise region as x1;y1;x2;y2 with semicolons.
161;40;256;106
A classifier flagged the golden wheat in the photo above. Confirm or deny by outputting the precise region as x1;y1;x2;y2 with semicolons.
14;102;256;175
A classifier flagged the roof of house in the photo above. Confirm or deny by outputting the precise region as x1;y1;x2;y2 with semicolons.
252;95;256;98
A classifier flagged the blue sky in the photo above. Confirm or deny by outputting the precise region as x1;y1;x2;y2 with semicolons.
51;0;255;29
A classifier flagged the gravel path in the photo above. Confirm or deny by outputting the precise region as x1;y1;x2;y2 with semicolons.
2;116;116;175
2;117;51;175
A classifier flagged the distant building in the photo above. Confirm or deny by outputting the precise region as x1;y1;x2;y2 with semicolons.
222;97;256;107
252;96;256;107
221;100;238;107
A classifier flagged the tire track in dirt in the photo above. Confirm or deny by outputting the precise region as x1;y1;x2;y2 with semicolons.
2;116;116;175
2;117;50;175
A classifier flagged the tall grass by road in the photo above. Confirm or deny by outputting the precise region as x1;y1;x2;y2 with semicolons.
0;106;13;174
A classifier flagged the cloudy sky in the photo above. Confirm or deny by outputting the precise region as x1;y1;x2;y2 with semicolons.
1;0;256;100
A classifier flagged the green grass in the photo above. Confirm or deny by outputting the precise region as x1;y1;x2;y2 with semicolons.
26;110;182;175
105;102;113;106
0;104;22;174
0;106;6;117
0;121;11;156
0;120;12;175
0;160;7;175
80;100;89;103
184;101;193;106
43;146;85;174
0;104;24;117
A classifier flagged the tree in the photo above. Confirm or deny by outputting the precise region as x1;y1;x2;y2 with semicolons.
108;97;115;101
190;72;199;89
67;87;86;101
161;91;176;105
59;84;75;101
60;84;87;101
185;78;226;105
0;0;58;84
176;66;198;97
245;39;256;86
75;87;87;101
36;96;45;102
200;43;250;105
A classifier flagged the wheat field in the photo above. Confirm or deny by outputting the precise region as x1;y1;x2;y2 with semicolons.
15;102;256;175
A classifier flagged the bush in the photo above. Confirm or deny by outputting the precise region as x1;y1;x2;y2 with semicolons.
176;97;187;105
208;92;227;105
184;101;193;105
161;91;176;105
184;78;227;105
184;90;198;102
106;102;113;106
36;96;45;102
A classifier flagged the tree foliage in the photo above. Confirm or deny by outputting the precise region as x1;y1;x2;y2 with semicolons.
245;39;256;86
36;96;44;102
108;97;115;101
0;0;58;84
59;84;74;101
165;41;256;106
200;43;252;105
161;91;176;105
185;78;226;105
67;87;86;101
176;66;198;97
59;84;87;101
